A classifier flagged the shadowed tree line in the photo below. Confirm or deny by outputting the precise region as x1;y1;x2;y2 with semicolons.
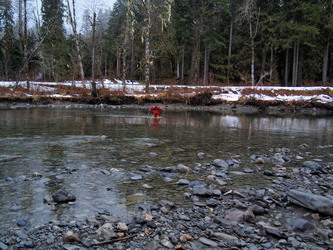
0;0;332;89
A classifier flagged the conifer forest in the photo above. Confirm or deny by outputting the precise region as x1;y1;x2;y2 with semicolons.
0;0;332;87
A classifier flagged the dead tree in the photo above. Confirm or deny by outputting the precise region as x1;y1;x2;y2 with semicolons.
66;0;85;86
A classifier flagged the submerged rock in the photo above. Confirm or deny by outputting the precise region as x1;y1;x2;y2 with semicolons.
9;203;21;212
52;190;76;203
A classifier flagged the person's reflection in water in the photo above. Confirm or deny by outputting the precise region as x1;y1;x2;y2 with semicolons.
149;118;163;129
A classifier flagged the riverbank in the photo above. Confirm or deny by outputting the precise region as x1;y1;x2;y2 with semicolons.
0;80;332;115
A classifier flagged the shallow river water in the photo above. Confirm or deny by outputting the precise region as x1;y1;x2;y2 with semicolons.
0;107;332;231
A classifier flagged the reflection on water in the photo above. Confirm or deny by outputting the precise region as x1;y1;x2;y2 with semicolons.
0;107;332;230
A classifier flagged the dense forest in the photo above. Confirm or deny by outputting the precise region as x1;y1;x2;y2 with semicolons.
0;0;332;88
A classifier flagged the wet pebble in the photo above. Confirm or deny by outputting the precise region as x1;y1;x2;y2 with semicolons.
130;174;143;180
212;159;229;170
176;179;190;185
17;219;28;227
199;237;218;247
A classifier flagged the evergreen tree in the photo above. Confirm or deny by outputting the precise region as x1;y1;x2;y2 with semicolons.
40;0;69;81
0;0;22;80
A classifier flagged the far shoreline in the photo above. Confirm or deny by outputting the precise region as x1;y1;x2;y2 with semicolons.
0;96;332;116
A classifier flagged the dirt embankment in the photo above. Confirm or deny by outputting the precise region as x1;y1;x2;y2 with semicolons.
0;95;332;116
0;84;332;115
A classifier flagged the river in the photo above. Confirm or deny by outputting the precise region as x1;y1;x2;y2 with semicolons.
0;107;332;231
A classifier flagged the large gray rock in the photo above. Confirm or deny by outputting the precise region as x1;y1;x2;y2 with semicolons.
287;189;333;216
52;190;76;203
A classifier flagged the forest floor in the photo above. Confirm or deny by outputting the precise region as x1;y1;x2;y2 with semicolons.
0;79;332;114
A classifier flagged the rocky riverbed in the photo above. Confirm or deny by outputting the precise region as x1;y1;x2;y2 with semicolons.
1;141;333;249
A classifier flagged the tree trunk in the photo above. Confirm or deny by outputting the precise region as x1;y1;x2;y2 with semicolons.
284;49;289;86
189;42;196;82
250;22;255;86
194;34;201;83
130;38;135;79
176;55;180;80
203;45;210;85
122;0;132;90
181;47;185;84
116;48;121;78
323;38;330;85
190;29;201;83
122;36;128;89
269;46;273;82
91;12;97;97
298;47;303;86
22;0;29;88
260;47;267;74
227;19;233;84
292;41;299;87
67;0;85;84
144;0;152;93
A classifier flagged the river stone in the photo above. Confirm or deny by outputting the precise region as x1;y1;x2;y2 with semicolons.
0;241;8;250
198;152;205;158
206;199;219;207
251;205;266;215
146;240;161;249
213;232;246;248
100;169;111;175
52;190;76;203
286;218;315;232
160;239;174;248
226;159;236;166
176;164;191;174
178;214;191;221
14;230;28;240
192;185;210;197
96;223;116;241
190;180;208;187
199;237;218;247
130;174;143;180
116;222;128;231
5;177;15;181
287;189;333;216
264;226;288;239
272;153;288;164
224;209;245;222
9;203;21;212
176;179;190;185
212;159;229;170
213;232;239;242
303;161;322;170
160;173;178;179
17;219;28;227
255;157;265;164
